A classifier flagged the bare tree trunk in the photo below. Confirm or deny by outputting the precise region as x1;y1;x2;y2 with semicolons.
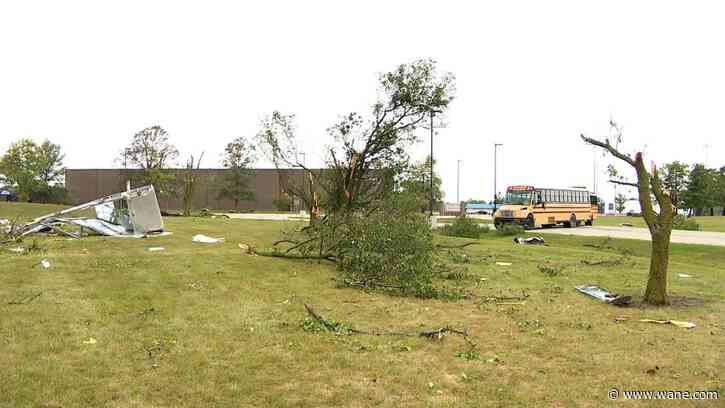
643;228;671;304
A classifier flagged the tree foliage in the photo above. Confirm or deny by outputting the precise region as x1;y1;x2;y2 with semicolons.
257;58;455;217
256;59;456;297
681;164;719;215
120;126;179;197
614;193;627;214
217;136;257;209
659;161;689;211
0;138;65;202
398;156;443;213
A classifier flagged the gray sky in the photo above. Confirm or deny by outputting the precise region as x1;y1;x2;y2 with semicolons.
1;0;723;204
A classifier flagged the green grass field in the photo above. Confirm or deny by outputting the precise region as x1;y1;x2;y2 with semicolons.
1;202;723;406
596;214;725;232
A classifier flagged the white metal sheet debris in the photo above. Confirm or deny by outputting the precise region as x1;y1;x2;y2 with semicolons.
192;234;225;244
575;284;632;306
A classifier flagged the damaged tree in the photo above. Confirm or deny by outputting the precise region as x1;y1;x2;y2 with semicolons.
581;121;674;305
181;153;204;216
255;59;456;296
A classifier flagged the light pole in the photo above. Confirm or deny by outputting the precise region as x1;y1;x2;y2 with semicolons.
428;110;441;217
493;143;503;212
429;111;434;217
456;160;462;204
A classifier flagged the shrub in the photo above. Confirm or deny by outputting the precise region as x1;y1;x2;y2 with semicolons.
28;185;71;204
672;214;700;231
495;224;524;236
337;203;438;298
272;197;292;212
441;216;486;239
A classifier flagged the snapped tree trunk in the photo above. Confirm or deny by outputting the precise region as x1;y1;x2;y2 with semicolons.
643;228;671;305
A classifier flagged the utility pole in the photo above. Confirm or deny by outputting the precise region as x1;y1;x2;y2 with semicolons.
592;148;597;195
493;143;503;212
456;160;462;203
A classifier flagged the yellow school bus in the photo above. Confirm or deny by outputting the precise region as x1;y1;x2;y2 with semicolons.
493;185;597;229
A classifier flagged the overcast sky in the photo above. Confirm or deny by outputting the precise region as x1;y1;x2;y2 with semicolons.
1;0;723;204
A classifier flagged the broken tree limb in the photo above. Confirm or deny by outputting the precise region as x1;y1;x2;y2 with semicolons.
257;250;337;263
302;304;476;348
435;242;480;249
7;291;43;305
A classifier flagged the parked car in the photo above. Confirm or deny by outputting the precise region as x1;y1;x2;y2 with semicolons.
0;188;18;202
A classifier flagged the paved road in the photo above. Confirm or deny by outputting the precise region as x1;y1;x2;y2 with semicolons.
532;225;725;247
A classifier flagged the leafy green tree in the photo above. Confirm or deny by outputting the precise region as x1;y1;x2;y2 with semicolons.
660;161;689;212
217;136;257;209
398;156;443;213
120;126;178;197
682;164;718;215
719;166;725;216
614;193;627;214
0;138;65;201
258;58;455;218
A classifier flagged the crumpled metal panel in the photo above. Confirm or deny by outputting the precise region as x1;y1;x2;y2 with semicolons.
127;185;164;234
19;185;164;238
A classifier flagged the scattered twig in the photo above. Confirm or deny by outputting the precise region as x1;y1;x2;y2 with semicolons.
302;303;476;349
469;291;530;304
7;291;43;305
435;242;480;249
581;258;626;267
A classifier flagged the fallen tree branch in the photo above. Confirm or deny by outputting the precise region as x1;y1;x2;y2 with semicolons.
466;291;530;304
342;279;404;290
435;242;480;249
7;291;43;305
256;250;337;263
302;303;476;348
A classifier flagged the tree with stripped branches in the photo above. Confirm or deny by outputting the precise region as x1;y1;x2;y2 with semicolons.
581;121;674;305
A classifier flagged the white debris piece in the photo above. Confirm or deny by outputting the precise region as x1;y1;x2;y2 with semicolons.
495;262;512;266
147;247;165;252
40;259;51;269
192;234;225;244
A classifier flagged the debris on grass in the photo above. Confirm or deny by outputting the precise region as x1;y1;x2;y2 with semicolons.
192;234;225;244
583;237;615;250
620;223;634;227
616;316;696;329
581;257;626;267
678;274;693;278
238;243;256;255
495;262;512;266
513;236;545;245
538;261;565;277
302;304;477;351
575;285;632;306
7;291;43;305
39;259;51;269
147;247;165;252
470;291;529;305
83;337;97;344
8;246;24;253
639;319;696;329
16;185;166;239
